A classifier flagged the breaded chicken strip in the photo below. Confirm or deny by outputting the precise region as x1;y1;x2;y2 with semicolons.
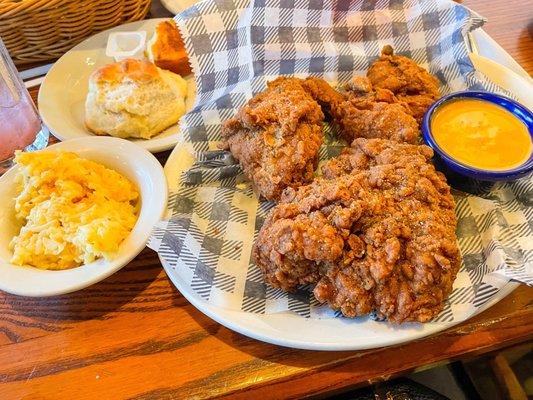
221;77;324;201
253;138;460;323
367;45;440;122
303;76;420;144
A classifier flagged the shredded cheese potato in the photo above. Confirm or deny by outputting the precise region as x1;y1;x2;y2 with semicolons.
9;151;139;270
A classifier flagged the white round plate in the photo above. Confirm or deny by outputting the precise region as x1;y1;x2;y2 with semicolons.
0;137;167;297
38;19;196;153
159;32;522;350
161;0;200;14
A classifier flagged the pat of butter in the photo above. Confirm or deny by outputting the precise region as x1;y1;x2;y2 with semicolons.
105;31;147;61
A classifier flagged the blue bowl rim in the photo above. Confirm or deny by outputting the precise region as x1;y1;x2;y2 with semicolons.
421;90;533;179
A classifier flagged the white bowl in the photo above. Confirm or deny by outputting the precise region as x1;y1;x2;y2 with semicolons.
0;137;167;297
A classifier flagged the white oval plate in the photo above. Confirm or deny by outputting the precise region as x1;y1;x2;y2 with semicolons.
0;137;167;297
38;19;196;154
160;32;522;350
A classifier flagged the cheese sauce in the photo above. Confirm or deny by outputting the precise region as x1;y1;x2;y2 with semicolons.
431;98;532;171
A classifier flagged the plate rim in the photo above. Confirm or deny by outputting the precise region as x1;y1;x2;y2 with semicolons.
161;255;518;350
38;18;189;154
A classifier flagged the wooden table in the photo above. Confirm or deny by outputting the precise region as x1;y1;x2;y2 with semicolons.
1;1;532;399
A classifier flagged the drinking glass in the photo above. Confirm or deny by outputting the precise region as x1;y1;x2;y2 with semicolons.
0;38;49;174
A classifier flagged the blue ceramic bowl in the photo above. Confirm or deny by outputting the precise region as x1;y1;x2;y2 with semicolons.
422;91;533;181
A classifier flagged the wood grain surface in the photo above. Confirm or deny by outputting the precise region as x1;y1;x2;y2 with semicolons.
1;1;532;399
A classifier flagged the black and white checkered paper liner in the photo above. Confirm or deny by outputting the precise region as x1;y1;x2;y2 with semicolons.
148;0;533;322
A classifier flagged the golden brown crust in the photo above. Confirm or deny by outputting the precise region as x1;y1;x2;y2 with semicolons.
254;138;460;323
303;76;421;144
221;77;325;201
367;46;440;122
89;58;160;85
149;20;192;76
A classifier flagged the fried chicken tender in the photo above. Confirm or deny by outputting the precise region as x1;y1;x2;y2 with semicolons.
367;45;440;121
253;208;345;292
302;76;420;144
221;77;324;201
253;138;460;323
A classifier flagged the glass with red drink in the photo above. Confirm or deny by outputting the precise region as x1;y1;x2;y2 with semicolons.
0;38;49;174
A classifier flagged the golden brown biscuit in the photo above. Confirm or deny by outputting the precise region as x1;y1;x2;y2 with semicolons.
85;58;188;139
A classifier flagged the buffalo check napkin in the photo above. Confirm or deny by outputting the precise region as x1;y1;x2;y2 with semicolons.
148;0;533;322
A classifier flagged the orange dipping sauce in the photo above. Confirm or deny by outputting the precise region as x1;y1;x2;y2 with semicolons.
431;98;532;171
